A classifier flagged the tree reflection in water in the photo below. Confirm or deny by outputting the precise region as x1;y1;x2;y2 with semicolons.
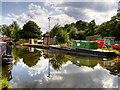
1;64;13;81
12;46;42;67
43;50;120;77
12;46;120;77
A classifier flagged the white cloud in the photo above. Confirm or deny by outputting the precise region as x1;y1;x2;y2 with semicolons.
84;8;117;24
2;1;119;33
28;57;49;76
17;59;27;67
46;2;118;24
2;3;76;33
102;77;115;88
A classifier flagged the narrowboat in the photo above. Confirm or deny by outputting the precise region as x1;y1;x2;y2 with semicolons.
0;41;13;65
49;39;117;58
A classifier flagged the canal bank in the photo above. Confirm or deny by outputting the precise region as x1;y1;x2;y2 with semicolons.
49;45;117;58
23;44;118;58
23;44;49;49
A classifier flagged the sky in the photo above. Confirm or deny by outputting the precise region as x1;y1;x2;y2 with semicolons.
0;0;120;33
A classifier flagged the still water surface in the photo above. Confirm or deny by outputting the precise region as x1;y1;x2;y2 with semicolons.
1;46;120;88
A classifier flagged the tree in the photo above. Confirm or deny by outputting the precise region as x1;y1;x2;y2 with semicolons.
20;21;42;39
68;25;78;39
50;24;69;43
50;24;60;38
114;21;120;40
10;21;21;42
1;25;11;37
75;20;88;31
56;29;69;43
94;22;110;37
86;20;97;36
76;30;85;40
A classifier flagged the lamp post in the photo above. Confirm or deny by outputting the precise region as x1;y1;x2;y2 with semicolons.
47;17;51;78
48;17;51;45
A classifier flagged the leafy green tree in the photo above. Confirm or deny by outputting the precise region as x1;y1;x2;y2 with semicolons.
86;20;97;36
10;21;21;42
95;14;120;40
94;22;110;37
50;24;69;43
64;24;71;32
50;24;60;38
114;21;120;40
117;9;120;20
76;30;86;40
1;25;11;37
56;29;69;43
20;21;42;39
68;25;78;39
75;20;88;31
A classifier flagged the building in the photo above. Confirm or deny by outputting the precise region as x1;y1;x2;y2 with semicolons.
43;34;56;45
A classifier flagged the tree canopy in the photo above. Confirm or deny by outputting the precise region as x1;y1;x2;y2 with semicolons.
20;21;42;39
10;21;21;42
1;8;120;43
50;24;69;43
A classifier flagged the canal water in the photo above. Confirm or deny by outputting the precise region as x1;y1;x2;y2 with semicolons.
1;46;120;88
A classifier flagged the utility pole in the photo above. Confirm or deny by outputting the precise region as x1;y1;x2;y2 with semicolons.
48;17;51;45
47;17;51;78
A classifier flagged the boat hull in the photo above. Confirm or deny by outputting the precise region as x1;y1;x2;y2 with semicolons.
49;46;117;58
1;55;13;65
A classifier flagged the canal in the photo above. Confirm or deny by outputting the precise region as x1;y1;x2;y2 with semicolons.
1;45;120;88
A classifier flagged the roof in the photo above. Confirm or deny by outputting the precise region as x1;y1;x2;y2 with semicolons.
104;37;115;39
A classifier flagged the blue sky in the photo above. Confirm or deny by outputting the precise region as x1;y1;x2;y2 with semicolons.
1;1;119;33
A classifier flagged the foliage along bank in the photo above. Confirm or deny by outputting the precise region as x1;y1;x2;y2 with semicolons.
0;11;120;44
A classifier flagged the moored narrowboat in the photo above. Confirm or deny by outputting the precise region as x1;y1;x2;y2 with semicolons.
0;41;13;65
49;39;117;58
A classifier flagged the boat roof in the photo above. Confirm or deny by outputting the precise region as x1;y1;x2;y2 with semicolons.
104;37;115;39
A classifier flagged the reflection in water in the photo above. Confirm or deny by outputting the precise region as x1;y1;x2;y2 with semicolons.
1;64;13;81
28;47;34;52
1;46;119;88
44;50;120;77
102;58;120;77
12;46;42;67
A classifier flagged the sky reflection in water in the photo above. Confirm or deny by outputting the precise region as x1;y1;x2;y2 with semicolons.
2;46;119;88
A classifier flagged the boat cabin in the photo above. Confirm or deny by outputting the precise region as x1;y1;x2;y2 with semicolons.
0;41;13;65
104;37;115;47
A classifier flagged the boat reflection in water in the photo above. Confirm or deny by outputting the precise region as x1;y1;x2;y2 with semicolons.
43;49;120;77
1;64;13;81
1;46;119;88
